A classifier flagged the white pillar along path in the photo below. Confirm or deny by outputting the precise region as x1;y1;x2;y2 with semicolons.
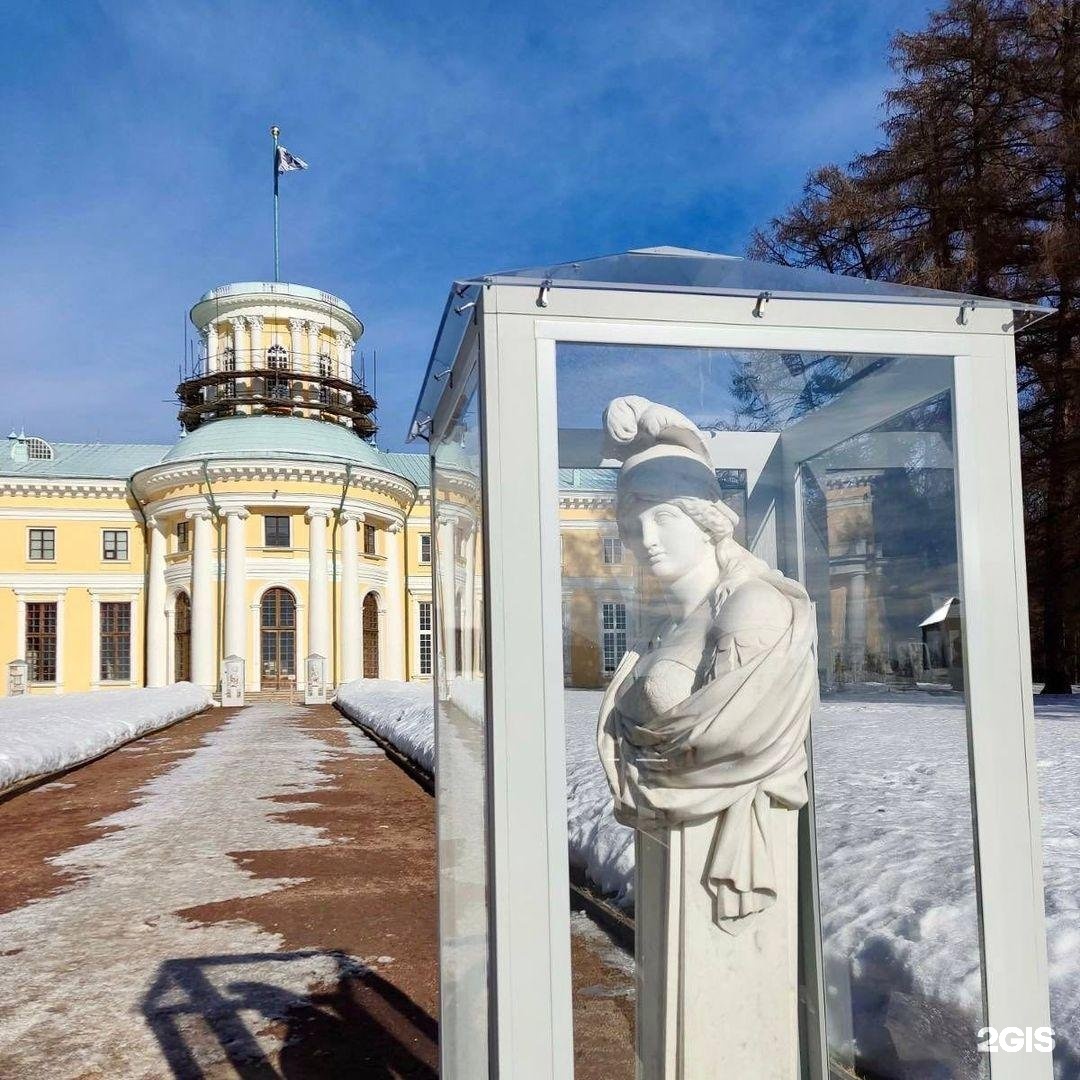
189;509;216;691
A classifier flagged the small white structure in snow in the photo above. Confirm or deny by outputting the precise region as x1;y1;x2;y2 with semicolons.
220;655;245;707
7;659;28;697
304;654;327;705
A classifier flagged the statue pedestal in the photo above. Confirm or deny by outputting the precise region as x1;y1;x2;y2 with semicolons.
635;808;799;1080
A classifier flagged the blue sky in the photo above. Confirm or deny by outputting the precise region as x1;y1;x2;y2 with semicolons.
0;0;933;451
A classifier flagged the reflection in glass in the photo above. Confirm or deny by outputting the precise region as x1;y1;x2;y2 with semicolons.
432;369;490;1077
555;343;987;1079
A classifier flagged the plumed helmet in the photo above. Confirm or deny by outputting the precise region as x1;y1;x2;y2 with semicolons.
603;395;738;525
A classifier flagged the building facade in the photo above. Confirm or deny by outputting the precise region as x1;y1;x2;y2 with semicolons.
1;278;954;700
1;281;436;698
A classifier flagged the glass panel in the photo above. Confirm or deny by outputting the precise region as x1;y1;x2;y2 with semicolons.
555;342;986;1079
431;366;490;1075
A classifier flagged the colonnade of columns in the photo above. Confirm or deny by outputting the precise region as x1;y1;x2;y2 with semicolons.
202;316;354;377
144;505;407;693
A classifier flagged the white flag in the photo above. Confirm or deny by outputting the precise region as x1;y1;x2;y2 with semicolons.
276;146;308;174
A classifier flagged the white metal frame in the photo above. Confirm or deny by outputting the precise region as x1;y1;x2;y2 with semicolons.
431;283;1051;1078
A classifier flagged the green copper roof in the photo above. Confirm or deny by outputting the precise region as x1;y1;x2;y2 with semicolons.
0;441;169;479
160;416;389;467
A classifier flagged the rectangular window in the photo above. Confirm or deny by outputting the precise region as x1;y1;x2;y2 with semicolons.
602;537;623;565
26;601;57;682
99;601;131;681
418;600;433;675
364;523;377;555
601;601;628;675
419;533;432;564
176;521;189;553
28;528;55;561
265;515;291;548
102;530;129;562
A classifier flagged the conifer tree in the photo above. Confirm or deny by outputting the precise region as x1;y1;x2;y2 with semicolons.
750;0;1079;692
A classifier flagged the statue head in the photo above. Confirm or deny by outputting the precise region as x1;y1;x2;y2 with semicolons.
604;396;743;583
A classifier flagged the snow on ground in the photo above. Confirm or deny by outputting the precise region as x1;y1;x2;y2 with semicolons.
0;704;384;1078
335;679;434;774
338;680;1080;1078
0;683;211;792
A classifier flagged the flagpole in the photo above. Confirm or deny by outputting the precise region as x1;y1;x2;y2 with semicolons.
271;125;280;282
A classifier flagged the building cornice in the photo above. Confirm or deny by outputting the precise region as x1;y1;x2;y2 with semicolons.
132;458;416;510
0;477;131;498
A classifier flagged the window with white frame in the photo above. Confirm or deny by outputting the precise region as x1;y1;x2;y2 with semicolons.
264;515;291;548
602;537;623;565
601;601;628;675
418;600;433;675
99;601;131;681
102;529;129;561
419;533;431;564
28;527;55;561
176;520;189;552
26;601;57;682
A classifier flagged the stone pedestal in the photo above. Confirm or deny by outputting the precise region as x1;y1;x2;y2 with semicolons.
220;655;245;707
7;659;28;696
305;654;327;705
636;807;800;1080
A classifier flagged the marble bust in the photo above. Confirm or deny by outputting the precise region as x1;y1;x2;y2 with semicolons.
595;395;818;1077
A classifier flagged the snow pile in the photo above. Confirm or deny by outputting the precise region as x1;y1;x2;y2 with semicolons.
0;683;212;792
335;679;434;773
338;679;1079;1077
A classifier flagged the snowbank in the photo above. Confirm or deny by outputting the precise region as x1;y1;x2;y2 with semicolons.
335;680;434;774
0;683;212;792
337;680;1079;1077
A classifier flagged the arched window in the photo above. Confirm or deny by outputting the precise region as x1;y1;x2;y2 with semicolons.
25;436;53;460
261;587;297;688
363;592;380;678
266;345;290;400
318;354;333;405
174;592;191;682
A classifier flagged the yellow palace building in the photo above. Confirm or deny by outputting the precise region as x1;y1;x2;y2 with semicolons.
0;281;437;699
0;275;911;702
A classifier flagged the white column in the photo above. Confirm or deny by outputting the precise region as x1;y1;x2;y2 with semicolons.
436;510;459;679
54;592;66;695
248;315;264;367
206;322;219;375
334;329;351;381
289;318;306;371
339;512;362;683
306;508;331;661
229;316;249;414
306;321;323;372
384;521;406;680
223;509;249;663
90;593;101;687
189;509;216;691
146;517;168;687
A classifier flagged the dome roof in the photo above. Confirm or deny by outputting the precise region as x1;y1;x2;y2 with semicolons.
160;416;396;472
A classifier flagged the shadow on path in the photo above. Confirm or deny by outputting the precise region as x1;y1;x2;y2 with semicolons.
142;950;437;1078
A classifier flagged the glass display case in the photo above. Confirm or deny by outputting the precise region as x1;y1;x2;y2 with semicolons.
416;248;1053;1079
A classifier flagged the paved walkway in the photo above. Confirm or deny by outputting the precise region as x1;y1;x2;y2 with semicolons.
0;702;634;1078
0;704;439;1078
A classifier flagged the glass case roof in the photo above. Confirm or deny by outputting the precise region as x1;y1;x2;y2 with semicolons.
478;246;1050;312
409;246;1051;441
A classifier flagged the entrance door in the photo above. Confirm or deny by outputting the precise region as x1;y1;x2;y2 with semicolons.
260;587;296;689
363;592;379;678
174;592;191;683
